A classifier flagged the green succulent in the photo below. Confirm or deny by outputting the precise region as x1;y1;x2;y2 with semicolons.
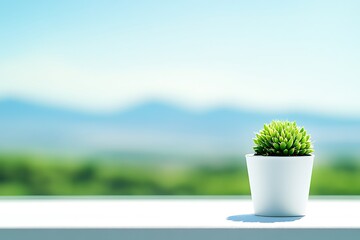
253;120;314;156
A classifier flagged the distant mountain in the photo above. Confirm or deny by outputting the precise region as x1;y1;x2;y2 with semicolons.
0;98;360;157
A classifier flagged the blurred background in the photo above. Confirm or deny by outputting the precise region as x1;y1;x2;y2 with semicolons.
0;0;359;195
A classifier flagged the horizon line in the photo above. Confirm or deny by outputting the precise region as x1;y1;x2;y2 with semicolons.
1;96;360;121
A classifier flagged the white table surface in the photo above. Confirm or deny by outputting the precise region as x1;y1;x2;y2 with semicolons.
0;197;359;229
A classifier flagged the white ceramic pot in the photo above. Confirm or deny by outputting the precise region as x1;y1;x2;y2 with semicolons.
245;154;314;217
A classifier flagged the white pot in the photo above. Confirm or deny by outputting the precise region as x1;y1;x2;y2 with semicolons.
245;154;314;217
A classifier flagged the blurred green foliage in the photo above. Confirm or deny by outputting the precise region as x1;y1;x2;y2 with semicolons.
0;153;359;195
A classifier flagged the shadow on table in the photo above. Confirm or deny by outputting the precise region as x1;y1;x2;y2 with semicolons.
227;214;303;223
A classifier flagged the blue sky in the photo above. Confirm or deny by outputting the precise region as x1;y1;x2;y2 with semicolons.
0;0;359;116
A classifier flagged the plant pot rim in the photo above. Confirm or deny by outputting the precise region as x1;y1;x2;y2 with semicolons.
246;153;315;158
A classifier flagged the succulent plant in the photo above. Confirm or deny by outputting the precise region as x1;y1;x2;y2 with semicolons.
253;120;313;156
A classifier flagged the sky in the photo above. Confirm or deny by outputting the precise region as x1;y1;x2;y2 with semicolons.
0;0;360;116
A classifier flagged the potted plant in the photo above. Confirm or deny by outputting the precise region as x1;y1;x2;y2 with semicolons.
246;120;314;217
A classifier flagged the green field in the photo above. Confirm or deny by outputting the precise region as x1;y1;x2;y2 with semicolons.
0;153;359;195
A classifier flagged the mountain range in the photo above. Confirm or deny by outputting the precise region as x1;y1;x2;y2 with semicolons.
0;98;359;158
